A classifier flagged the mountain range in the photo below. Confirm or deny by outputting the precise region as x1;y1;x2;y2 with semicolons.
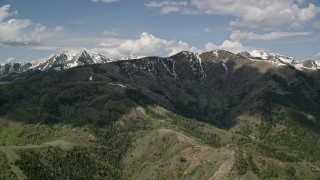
1;49;320;179
0;50;112;76
1;49;319;78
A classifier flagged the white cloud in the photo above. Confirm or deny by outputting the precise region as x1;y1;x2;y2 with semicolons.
94;32;200;58
0;4;65;47
169;40;201;55
145;1;188;9
315;52;320;57
145;1;191;14
204;0;320;29
205;40;250;53
117;32;173;55
203;27;211;33
230;31;312;41
91;0;119;3
54;26;65;32
5;57;15;63
0;4;17;21
0;7;113;57
0;5;272;61
146;0;320;29
103;30;123;37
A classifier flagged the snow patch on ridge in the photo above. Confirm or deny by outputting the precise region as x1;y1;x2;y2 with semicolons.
248;50;320;71
250;50;269;60
222;60;228;75
212;50;219;58
120;55;145;60
109;83;127;88
162;58;178;80
196;53;206;78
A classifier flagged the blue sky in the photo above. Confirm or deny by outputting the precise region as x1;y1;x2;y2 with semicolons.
0;0;320;63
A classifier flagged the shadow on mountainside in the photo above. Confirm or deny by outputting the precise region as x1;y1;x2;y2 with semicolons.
0;65;141;127
0;56;320;131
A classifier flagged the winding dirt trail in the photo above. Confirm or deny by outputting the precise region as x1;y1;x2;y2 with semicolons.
210;149;235;180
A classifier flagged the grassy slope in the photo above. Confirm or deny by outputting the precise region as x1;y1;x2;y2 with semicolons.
123;128;233;180
122;107;320;180
0;119;78;180
0;119;71;146
0;108;320;179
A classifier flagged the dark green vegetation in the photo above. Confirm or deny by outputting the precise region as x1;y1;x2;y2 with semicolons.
1;50;320;179
0;151;16;179
0;123;70;146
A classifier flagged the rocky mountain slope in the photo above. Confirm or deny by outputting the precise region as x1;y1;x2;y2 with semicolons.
1;49;320;127
0;62;32;75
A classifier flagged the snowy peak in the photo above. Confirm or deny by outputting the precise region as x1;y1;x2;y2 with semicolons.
243;50;319;70
72;50;112;64
250;50;270;60
33;53;69;71
0;50;113;76
248;50;297;63
73;50;92;63
292;60;319;70
33;50;112;71
0;61;32;76
120;55;144;60
237;51;251;58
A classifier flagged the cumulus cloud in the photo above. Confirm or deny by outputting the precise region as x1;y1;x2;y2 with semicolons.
0;5;201;59
91;0;119;3
115;32;174;55
0;5;17;21
1;4;274;61
145;0;320;29
205;40;250;53
94;32;200;58
0;4;65;48
169;40;201;55
230;31;312;41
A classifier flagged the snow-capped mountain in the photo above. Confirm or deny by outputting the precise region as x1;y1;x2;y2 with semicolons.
0;62;32;76
1;49;320;78
240;50;320;70
32;50;113;71
0;50;113;76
